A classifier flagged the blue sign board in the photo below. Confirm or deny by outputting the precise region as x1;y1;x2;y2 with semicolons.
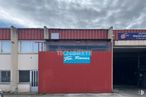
118;32;146;40
63;51;90;64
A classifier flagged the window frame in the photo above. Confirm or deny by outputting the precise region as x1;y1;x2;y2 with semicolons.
19;70;30;83
0;40;11;54
51;33;59;40
18;40;45;54
0;70;11;84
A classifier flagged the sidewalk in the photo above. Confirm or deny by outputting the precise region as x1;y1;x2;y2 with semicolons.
2;88;146;97
3;93;124;97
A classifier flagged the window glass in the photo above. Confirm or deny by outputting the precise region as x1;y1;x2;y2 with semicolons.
19;70;30;82
51;33;59;39
48;45;110;51
33;42;39;53
0;71;10;82
20;41;33;53
19;41;39;53
0;41;11;53
1;71;10;82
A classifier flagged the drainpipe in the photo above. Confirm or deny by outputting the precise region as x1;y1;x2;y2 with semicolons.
108;26;114;92
10;26;18;93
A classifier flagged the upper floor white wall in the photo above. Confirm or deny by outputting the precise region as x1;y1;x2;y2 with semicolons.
18;54;38;70
0;54;38;70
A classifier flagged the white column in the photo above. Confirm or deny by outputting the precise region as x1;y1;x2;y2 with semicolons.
44;26;49;40
108;26;113;92
10;26;18;93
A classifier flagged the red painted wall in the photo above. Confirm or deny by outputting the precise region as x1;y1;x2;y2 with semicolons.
0;28;10;40
39;51;112;93
48;29;108;39
1;28;146;40
17;28;44;40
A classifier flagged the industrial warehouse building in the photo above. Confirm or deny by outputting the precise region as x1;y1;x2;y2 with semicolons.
0;26;146;93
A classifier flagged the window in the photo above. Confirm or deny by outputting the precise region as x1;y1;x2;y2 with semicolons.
19;41;39;53
51;33;59;39
19;70;30;82
0;71;10;82
0;40;11;53
48;45;110;51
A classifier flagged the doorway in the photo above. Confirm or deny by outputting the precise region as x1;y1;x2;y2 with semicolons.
30;70;38;92
113;47;146;88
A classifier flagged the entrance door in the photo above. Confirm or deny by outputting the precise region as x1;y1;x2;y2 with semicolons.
30;70;38;92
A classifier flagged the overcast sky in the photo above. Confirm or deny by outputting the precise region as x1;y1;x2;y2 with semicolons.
0;0;146;29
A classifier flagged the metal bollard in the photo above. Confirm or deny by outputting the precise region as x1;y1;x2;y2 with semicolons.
0;89;3;97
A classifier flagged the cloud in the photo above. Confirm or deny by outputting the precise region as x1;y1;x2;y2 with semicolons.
0;0;145;29
0;20;22;27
